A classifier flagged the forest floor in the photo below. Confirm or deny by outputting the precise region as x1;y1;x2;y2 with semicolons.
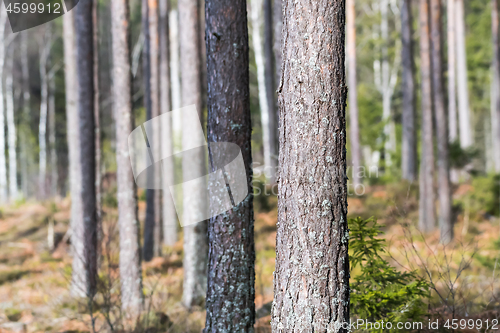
0;179;499;332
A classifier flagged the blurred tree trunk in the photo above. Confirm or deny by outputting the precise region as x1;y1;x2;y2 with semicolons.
48;67;57;197
159;0;177;246
0;9;7;203
63;10;84;296
111;0;144;318
73;0;97;297
251;0;274;182
418;0;436;233
38;26;52;199
347;0;362;187
271;0;350;331
264;0;278;182
149;0;162;258
430;0;452;243
6;49;17;200
455;0;472;148
492;0;500;173
93;0;102;237
179;0;208;309
401;0;417;182
273;0;282;93
20;32;31;198
142;0;156;263
447;0;457;142
170;9;181;112
204;0;255;330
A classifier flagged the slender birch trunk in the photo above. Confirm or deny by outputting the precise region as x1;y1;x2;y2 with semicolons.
179;0;208;308
159;0;177;246
111;0;144;318
419;0;436;232
455;0;472;148
447;0;458;142
6;50;18;200
271;0;350;331
169;9;182;138
431;0;453;243
347;0;362;187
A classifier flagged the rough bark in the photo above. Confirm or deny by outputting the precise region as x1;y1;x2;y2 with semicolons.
271;1;350;332
455;0;472;148
204;0;255;330
401;0;417;182
0;9;7;203
111;0;144;317
492;0;500;173
142;0;156;263
431;0;453;243
73;0;97;297
159;0;177;246
179;0;208;308
264;0;278;182
347;0;362;187
418;0;436;233
63;10;84;296
6;49;17;200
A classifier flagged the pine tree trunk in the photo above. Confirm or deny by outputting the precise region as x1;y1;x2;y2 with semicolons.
431;0;453;243
492;0;500;173
148;0;162;258
93;0;102;239
142;0;156;263
179;0;208;308
170;9;181;112
271;1;350;332
419;0;436;233
401;0;417;182
64;10;84;296
264;0;278;183
455;0;472;148
0;9;7;204
273;0;282;95
6;50;18;200
347;0;362;187
20;32;31;199
73;0;97;297
111;0;144;317
159;0;177;246
204;0;255;330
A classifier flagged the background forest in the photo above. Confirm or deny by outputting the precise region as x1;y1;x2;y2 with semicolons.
0;0;499;332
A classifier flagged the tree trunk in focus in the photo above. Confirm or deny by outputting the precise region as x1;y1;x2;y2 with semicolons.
204;0;255;330
111;0;144;318
418;0;436;233
271;0;350;332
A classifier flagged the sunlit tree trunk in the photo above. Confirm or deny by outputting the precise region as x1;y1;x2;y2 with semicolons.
273;0;282;91
419;0;436;233
179;0;208;308
20;32;31;198
431;0;452;243
347;0;362;187
204;0;255;330
271;0;350;331
6;50;17;200
93;0;102;235
447;0;457;142
111;0;144;318
455;0;472;148
159;0;177;246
